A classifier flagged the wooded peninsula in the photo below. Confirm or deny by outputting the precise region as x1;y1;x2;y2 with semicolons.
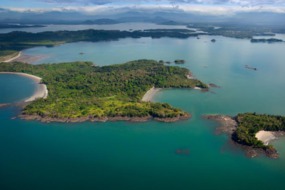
0;60;208;122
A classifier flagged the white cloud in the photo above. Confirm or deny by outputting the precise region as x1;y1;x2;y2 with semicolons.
4;0;285;15
26;0;285;6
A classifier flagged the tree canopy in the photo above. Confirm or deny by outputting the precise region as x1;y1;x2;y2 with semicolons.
0;60;207;121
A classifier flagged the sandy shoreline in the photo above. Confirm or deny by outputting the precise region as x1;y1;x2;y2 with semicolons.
2;51;47;64
255;130;276;145
13;54;47;64
0;72;48;102
3;52;22;62
142;87;161;102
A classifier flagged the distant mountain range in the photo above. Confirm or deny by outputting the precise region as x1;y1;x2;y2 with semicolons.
0;7;285;27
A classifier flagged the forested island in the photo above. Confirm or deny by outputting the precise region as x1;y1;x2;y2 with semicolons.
1;27;284;60
0;60;208;122
250;38;284;43
205;113;285;158
0;29;202;53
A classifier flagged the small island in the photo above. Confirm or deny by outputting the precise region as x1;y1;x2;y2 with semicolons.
250;38;283;43
0;60;208;123
174;59;185;64
205;113;285;158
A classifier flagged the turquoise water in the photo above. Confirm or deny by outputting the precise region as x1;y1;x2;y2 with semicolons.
1;35;285;189
0;74;36;103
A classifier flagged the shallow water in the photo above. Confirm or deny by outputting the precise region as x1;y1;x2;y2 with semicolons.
0;74;36;103
1;35;285;190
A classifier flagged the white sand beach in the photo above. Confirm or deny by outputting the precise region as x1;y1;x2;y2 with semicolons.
0;72;48;102
142;87;161;102
255;130;276;145
3;52;22;63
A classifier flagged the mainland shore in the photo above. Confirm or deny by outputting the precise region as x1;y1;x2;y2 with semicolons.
0;72;48;102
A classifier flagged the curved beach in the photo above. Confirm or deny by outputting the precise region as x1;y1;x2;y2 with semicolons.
0;72;48;102
142;87;161;102
255;130;276;145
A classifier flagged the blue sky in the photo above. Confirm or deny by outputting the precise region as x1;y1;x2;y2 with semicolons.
1;0;285;15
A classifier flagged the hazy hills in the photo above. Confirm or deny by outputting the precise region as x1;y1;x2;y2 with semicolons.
0;7;285;27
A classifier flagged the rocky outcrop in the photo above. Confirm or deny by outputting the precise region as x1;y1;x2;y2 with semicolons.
203;114;237;135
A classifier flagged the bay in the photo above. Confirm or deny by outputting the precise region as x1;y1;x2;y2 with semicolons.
0;74;36;103
1;34;285;190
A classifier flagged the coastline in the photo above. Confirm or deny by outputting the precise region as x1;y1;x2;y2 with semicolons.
0;72;48;102
20;114;190;123
142;87;161;102
3;51;22;63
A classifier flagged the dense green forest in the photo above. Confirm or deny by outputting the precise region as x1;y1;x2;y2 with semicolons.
232;113;285;151
0;60;207;121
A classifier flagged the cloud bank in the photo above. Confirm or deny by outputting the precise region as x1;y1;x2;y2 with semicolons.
41;0;285;6
2;0;285;15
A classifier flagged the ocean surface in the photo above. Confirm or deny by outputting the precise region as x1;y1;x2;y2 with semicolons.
1;33;285;189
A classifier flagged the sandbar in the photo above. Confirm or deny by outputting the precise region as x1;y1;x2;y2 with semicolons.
13;54;47;64
142;87;161;102
255;130;276;145
0;72;48;102
3;52;22;63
